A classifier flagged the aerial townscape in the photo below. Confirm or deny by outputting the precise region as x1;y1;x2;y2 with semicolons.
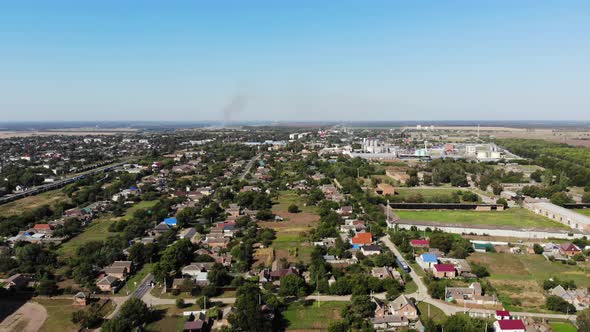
1;1;590;332
1;123;590;332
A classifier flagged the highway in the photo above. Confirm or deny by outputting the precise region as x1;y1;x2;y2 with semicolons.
0;158;132;206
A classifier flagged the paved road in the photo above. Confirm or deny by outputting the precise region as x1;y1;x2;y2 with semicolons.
239;154;260;180
108;273;155;318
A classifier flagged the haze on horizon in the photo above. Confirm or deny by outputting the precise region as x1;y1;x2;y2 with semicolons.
0;1;589;122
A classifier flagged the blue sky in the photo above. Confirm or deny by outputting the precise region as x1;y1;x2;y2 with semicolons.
1;1;589;122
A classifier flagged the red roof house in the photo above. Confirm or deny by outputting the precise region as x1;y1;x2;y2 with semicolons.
410;239;430;248
432;264;456;279
33;224;53;232
351;232;373;245
495;310;511;320
494;319;526;332
559;243;581;256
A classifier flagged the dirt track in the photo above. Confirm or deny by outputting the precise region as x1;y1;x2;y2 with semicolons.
0;302;47;332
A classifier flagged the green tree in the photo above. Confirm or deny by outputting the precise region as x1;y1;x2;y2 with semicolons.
287;204;300;213
550;192;574;206
229;283;265;332
533;243;544;254
279;274;307;297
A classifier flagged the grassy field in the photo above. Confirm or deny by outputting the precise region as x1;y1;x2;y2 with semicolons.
57;217;116;257
264;191;320;264
283;300;346;331
272;190;317;214
395;208;569;229
0;190;69;217
417;302;446;324
549;321;578;332
574;209;590;217
118;263;153;295
146;304;201;332
35;298;79;332
122;200;158;220
468;252;590;311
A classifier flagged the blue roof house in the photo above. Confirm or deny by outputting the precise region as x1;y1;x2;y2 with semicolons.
164;217;178;227
416;253;439;271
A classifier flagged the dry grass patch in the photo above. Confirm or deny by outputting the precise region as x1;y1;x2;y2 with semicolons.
253;248;274;268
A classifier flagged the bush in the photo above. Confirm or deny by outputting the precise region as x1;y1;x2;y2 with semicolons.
546;295;576;313
287;204;300;213
175;298;185;308
533;243;544;255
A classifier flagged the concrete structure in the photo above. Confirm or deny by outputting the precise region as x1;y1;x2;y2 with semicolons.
525;201;590;231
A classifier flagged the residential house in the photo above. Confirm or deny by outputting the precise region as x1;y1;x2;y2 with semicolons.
371;266;405;285
351;232;373;246
446;282;498;306
73;292;88;306
416;253;438;271
361;244;381;256
33;224;54;234
96;275;119;293
104;261;133;280
337;206;353;216
493;319;526;332
550;285;590;310
432;264;456;279
410;239;430;249
559;243;581;257
389;295;418;319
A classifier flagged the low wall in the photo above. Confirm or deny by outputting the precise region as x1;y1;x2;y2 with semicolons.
388;203;503;210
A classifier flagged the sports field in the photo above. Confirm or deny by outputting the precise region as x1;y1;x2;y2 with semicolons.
395;208;569;229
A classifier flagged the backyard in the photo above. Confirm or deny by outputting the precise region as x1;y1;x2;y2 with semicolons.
283;300;346;331
394;208;569;229
57;217;117;257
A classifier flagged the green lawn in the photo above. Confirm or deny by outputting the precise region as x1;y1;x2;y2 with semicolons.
283;301;346;331
57;218;116;257
118;263;153;295
395;208;569;229
122;200;158;220
35;299;78;332
417;301;446;324
549;321;578;332
146;304;201;332
404;280;418;294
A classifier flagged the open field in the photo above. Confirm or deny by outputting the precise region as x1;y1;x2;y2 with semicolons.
283;300;346;331
417;302;446;324
0;190;69;217
264;191;320;264
395;208;569;229
253;247;274;268
272;190;318;214
467;252;590;311
57;217;116;257
34;299;78;332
